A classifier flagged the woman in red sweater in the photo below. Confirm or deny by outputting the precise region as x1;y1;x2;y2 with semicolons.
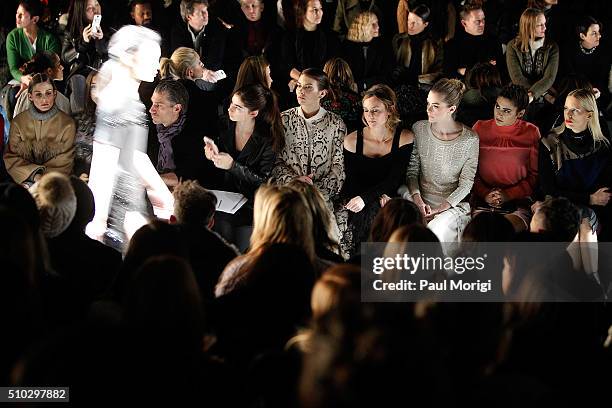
472;84;541;231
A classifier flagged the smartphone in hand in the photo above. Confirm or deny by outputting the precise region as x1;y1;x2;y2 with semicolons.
203;137;219;155
91;14;102;33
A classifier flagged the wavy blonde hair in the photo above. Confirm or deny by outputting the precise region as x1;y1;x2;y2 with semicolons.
159;47;200;80
347;11;378;43
554;89;608;146
250;184;315;259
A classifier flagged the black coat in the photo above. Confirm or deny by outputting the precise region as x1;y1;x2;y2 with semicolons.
169;19;229;70
215;117;276;199
280;27;340;79
340;37;394;92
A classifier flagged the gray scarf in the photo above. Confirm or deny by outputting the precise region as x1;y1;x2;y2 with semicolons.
156;111;187;172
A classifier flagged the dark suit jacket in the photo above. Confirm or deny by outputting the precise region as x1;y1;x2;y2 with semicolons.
169;19;229;70
340;37;393;92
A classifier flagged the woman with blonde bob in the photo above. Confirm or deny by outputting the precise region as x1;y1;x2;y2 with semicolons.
338;84;414;256
215;184;318;296
341;11;393;92
506;8;559;103
538;88;612;240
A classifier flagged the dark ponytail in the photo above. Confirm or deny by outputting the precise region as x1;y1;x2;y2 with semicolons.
233;84;285;152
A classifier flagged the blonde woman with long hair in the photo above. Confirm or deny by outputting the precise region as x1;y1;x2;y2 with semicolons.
216;184;327;297
340;11;393;92
538;88;612;243
159;46;219;90
506;8;559;103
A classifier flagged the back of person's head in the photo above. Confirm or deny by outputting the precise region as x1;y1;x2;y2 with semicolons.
179;0;209;22
233;84;284;151
159;47;200;80
154;79;189;114
288;180;340;254
311;264;361;320
66;176;95;233
388;223;440;243
124;255;205;350
323;57;357;93
530;197;580;242
119;220;189;300
251;184;315;259
172;180;217;227
462;212;516;242
234;55;271;92
29;173;77;238
431;78;466;110
347;11;377;42
28;72;56;94
362;84;401;129
19;51;57;76
369;199;424;242
465;62;502;91
498;83;530;113
0;183;41;232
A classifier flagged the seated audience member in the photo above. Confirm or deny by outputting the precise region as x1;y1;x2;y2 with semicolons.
150;79;208;188
62;0;107;114
392;4;442;87
462;211;516;242
538;89;612;241
7;1;61;87
321;57;361;133
159;46;220;120
333;0;379;38
289;180;344;263
472;84;540;232
204;84;282;250
43;175;121;312
214;243;315;369
170;180;238;301
13;52;70;118
272;68;346;234
530;196;603;298
232;0;274;58
506;8;559;105
233;55;273;92
406;78;479;242
338;84;414;257
456;62;502;127
368;198;424;242
73;71;98;178
443;2;503;81
340;11;393;92
282;0;339;93
170;0;228;72
216;184;325;297
4;74;76;187
130;0;171;57
559;16;611;110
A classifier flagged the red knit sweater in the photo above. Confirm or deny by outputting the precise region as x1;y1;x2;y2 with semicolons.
472;119;541;200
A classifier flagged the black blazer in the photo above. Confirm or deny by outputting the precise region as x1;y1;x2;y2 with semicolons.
215;117;276;198
280;27;340;79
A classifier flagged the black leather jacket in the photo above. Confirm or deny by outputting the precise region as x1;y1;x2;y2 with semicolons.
216;118;276;199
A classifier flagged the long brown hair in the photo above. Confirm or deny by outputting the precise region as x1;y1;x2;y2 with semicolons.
516;8;545;53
